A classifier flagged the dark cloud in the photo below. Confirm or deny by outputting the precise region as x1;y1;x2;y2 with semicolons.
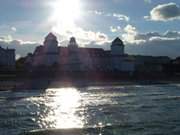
125;31;180;58
98;34;107;40
135;32;161;41
164;31;180;38
134;31;180;40
126;38;180;58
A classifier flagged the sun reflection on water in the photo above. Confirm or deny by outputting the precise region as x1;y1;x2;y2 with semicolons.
38;87;84;129
26;86;127;130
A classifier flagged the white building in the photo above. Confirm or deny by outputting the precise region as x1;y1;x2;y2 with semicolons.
27;33;135;73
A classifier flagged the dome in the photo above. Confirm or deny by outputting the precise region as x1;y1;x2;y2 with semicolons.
45;32;57;40
111;37;124;55
69;37;78;46
112;37;124;46
69;37;77;44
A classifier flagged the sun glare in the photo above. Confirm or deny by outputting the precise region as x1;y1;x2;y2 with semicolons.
49;0;82;35
51;0;81;24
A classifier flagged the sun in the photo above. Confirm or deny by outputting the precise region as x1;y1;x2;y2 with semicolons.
49;0;82;36
50;0;81;28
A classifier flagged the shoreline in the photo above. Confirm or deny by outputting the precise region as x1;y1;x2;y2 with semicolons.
0;78;180;91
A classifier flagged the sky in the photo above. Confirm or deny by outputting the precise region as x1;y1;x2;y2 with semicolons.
0;0;180;58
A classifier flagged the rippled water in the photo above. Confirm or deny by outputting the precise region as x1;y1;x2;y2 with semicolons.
1;84;180;135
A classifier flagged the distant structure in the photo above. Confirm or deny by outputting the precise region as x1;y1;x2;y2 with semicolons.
111;37;124;55
26;33;135;73
0;46;15;70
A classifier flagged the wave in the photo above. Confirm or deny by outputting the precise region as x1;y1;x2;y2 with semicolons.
19;124;134;135
155;96;180;101
19;120;178;135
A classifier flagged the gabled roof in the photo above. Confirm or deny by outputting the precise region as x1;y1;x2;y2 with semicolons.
45;32;57;40
112;37;124;46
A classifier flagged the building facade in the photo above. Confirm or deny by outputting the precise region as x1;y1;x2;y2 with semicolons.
26;33;135;73
0;46;15;70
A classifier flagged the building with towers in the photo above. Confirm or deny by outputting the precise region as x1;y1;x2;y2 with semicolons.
26;33;135;73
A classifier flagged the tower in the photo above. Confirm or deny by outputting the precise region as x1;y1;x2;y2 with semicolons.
68;37;78;51
111;37;124;55
44;32;58;53
42;32;59;66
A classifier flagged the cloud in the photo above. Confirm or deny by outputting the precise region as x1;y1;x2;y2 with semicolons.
89;10;130;22
145;3;180;21
0;30;110;59
0;25;17;34
112;13;130;22
90;10;104;15
124;24;137;34
0;35;13;42
110;26;121;33
125;38;180;58
1;24;180;59
0;35;39;58
123;25;180;43
0;31;180;59
84;30;109;45
122;24;140;43
135;32;160;41
0;33;117;59
134;30;180;41
11;27;17;32
15;54;21;60
52;21;110;45
122;24;180;58
84;41;110;50
164;31;180;38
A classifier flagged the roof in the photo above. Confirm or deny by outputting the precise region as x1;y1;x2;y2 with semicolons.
34;45;44;55
69;37;76;44
68;37;78;47
112;37;124;46
45;32;57;40
0;46;15;52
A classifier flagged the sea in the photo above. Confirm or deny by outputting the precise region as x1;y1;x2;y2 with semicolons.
0;84;180;135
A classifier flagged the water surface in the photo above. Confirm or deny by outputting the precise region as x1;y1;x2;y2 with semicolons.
1;84;180;135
